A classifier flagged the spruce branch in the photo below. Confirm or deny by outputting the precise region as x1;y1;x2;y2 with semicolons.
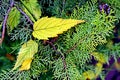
0;0;14;44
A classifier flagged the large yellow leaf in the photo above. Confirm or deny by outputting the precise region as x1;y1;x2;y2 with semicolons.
12;40;38;71
32;17;85;40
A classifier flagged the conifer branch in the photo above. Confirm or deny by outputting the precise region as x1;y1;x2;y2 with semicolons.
61;53;70;80
0;0;14;44
66;43;78;53
46;40;69;80
66;36;86;54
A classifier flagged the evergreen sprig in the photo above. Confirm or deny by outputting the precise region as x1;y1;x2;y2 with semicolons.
0;0;119;80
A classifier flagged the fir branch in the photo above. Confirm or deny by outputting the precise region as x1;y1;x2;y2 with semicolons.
16;6;33;25
0;0;14;44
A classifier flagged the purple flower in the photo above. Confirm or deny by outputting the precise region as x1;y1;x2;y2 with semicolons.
105;57;120;80
105;69;120;80
99;3;111;15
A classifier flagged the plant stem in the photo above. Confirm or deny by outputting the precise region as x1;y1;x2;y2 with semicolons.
20;0;37;21
16;6;33;25
46;40;69;80
0;0;14;44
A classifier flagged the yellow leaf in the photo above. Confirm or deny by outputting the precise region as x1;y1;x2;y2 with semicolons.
32;17;85;40
91;52;108;64
12;40;38;71
19;58;32;71
95;62;103;76
83;70;95;79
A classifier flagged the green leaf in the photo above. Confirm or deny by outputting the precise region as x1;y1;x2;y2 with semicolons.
20;0;41;22
12;40;38;71
7;7;21;32
32;17;85;40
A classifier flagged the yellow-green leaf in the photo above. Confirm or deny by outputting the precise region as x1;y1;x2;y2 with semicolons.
83;70;95;79
7;7;21;32
12;40;38;71
32;17;85;40
19;58;32;71
91;52;108;64
21;0;41;22
95;62;103;76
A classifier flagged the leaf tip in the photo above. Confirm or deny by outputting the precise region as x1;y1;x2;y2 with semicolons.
78;20;85;23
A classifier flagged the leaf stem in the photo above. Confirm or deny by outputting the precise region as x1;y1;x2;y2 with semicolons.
0;0;14;44
16;6;34;25
20;0;37;21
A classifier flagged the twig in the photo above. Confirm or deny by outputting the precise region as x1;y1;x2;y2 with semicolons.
0;0;14;44
65;35;89;54
66;43;78;53
65;39;83;54
16;6;33;25
46;40;69;80
61;52;69;80
45;41;57;51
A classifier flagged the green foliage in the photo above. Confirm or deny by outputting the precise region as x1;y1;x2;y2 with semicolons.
98;42;120;61
0;0;120;80
63;1;114;67
10;16;32;42
0;44;53;79
52;1;116;79
0;0;9;21
39;0;87;17
101;0;120;19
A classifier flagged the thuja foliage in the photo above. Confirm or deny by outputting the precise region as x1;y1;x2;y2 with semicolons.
0;0;120;80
